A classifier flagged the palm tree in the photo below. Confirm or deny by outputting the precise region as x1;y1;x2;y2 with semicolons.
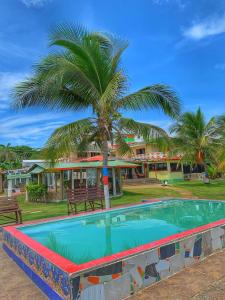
0;143;16;162
13;25;180;208
170;108;224;173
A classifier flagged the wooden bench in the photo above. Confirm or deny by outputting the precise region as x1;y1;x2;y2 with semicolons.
67;187;104;215
0;197;22;225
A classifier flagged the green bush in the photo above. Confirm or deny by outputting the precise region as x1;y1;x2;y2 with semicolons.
207;166;218;179
26;183;48;202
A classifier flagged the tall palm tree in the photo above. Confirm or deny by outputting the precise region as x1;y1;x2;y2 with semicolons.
13;25;180;208
170;108;224;171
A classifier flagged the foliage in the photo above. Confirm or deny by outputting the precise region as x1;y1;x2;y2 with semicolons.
26;183;48;202
170;108;225;169
0;144;42;170
207;165;218;179
12;24;181;205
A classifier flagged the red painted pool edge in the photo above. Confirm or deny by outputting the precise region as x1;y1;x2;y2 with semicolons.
3;198;225;275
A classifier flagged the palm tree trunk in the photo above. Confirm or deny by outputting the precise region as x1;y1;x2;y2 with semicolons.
102;138;110;209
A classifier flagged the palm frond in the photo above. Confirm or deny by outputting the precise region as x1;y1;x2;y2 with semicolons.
100;71;127;106
113;132;132;156
44;118;97;161
118;118;168;140
117;84;180;118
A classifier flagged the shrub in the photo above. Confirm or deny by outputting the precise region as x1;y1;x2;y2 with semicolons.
26;183;47;202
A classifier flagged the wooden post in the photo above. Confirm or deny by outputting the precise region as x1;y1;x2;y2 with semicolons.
60;171;64;201
25;177;29;202
37;174;40;185
55;173;58;192
112;168;117;196
167;161;171;172
7;179;12;198
119;168;122;195
97;168;101;187
145;163;149;178
141;163;145;174
71;171;74;189
80;169;82;187
181;163;184;179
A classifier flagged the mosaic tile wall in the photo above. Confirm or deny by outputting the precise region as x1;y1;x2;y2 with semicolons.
72;225;225;300
3;224;225;300
2;230;71;300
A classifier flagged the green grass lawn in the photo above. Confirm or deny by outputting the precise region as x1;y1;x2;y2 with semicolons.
173;179;225;200
6;179;225;223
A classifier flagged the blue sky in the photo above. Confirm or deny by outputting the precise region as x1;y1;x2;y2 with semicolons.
0;0;225;147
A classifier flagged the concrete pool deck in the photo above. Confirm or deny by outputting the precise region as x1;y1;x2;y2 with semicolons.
1;233;225;300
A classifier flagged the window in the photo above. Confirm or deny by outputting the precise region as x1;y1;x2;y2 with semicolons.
77;152;88;158
149;163;167;171
136;148;145;155
90;152;100;157
170;163;182;172
191;164;205;173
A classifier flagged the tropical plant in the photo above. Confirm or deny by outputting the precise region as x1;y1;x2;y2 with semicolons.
12;24;180;208
209;145;225;176
26;183;47;202
170;108;225;172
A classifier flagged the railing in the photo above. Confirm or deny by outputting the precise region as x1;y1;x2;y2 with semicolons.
184;173;203;180
131;152;166;160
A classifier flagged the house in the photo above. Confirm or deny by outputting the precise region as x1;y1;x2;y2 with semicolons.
112;137;204;183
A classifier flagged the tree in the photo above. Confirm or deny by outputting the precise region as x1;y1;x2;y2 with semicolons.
170;108;225;173
0;144;41;170
13;25;180;208
0;143;16;162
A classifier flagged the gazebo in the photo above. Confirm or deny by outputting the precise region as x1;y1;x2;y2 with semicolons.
26;158;137;202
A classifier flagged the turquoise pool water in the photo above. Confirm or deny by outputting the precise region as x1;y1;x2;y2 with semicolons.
19;200;225;264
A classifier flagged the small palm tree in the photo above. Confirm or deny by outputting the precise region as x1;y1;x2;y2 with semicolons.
170;108;224;173
13;25;180;208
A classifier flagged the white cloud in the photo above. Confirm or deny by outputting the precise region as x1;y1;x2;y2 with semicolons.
0;41;41;60
184;15;225;40
20;0;52;7
0;72;28;111
0;112;67;146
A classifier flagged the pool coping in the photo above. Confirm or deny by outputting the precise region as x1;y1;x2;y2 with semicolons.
3;197;225;276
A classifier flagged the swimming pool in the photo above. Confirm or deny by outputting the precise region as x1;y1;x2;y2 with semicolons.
3;198;225;300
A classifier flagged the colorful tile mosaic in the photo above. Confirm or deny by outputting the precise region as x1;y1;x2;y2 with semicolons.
70;225;225;300
3;230;71;300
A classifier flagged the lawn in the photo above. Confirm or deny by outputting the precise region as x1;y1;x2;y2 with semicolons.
7;179;225;223
173;179;225;200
